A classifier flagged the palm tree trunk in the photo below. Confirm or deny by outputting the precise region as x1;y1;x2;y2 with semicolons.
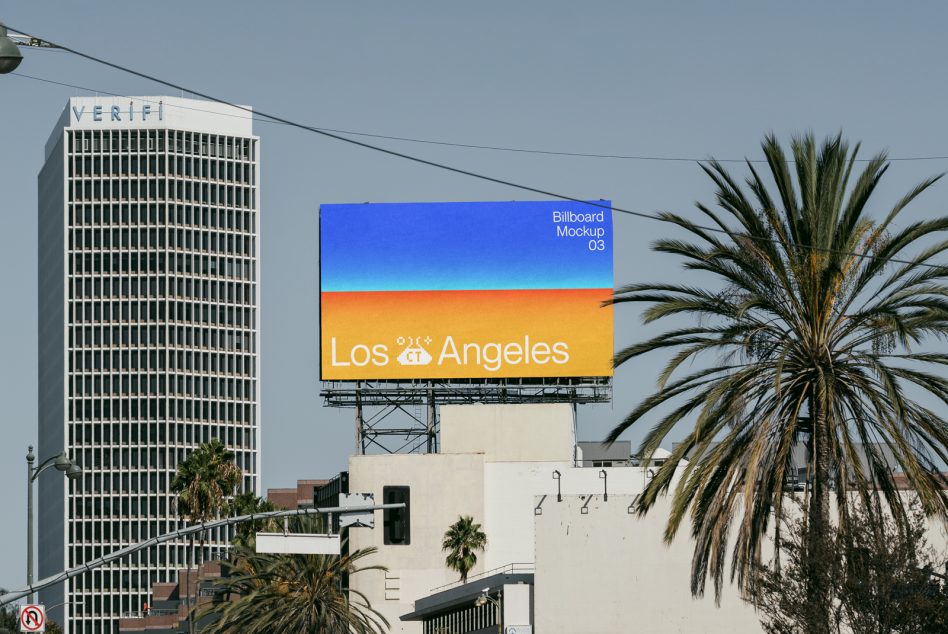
805;392;832;634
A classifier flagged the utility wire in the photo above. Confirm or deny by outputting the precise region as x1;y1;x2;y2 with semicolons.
14;71;707;160
12;71;948;165
5;23;947;272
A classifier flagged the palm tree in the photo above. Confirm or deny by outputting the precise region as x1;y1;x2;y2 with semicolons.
607;133;948;632
199;517;389;634
172;438;243;525
170;438;242;632
442;515;488;583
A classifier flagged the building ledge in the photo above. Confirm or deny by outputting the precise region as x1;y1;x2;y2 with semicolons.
400;571;534;622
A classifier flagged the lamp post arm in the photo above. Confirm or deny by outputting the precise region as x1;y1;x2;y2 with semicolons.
31;456;67;482
0;502;406;607
489;595;502;634
477;593;502;634
1;27;59;49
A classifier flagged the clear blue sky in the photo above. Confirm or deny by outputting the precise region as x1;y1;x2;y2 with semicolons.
2;0;948;589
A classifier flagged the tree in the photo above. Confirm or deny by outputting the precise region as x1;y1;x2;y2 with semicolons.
171;438;243;525
751;501;948;633
607;133;948;631
44;620;64;634
198;516;388;634
170;438;242;632
229;491;278;550
442;515;487;583
170;437;242;562
0;594;16;634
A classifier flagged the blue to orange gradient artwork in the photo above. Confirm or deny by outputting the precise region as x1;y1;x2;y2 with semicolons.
320;200;614;379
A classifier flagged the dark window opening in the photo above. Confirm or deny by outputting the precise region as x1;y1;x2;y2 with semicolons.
383;486;410;545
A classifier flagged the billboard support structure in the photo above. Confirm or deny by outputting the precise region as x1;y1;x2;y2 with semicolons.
324;378;611;454
348;381;439;455
426;385;436;453
320;199;615;453
354;384;364;454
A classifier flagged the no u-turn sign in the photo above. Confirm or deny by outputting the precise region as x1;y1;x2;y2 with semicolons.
18;604;45;632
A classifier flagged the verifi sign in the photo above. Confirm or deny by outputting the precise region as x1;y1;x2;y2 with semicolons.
319;200;614;380
71;100;165;123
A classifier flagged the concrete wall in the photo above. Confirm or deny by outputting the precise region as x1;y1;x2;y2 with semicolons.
349;404;578;633
534;494;762;634
441;403;574;462
481;460;650;571
349;404;657;632
482;461;569;571
348;452;487;633
502;583;533;629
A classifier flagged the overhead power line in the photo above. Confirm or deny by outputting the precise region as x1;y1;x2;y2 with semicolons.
4;23;947;272
11;71;948;166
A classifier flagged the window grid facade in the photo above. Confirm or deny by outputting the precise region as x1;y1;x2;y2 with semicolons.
42;117;260;634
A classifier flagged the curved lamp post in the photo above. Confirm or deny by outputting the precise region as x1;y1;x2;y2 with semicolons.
0;25;23;73
27;446;82;604
475;588;502;634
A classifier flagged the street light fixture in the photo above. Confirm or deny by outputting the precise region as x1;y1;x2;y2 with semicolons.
27;445;82;604
475;587;502;634
0;25;23;73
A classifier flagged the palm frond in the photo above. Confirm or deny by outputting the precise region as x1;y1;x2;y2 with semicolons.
609;133;948;603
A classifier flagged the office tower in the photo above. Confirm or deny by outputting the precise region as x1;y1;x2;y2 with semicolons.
37;97;260;634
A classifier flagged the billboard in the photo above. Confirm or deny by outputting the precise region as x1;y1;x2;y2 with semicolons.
319;200;613;380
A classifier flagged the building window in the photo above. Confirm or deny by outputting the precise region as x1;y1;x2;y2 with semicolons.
383;486;410;545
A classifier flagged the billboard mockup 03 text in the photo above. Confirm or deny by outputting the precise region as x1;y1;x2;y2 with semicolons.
319;200;613;380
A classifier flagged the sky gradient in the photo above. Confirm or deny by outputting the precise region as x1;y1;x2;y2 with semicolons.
320;200;613;291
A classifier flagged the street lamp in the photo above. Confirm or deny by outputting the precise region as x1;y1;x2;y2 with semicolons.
0;25;23;73
27;445;82;603
475;587;502;634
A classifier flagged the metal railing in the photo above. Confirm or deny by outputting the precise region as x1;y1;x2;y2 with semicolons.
430;562;535;593
0;502;405;607
121;609;177;618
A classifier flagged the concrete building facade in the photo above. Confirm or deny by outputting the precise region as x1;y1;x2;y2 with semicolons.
38;96;260;634
266;478;329;510
347;403;948;633
347;403;690;633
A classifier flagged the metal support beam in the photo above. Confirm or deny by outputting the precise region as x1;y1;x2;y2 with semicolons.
355;383;365;455
322;377;612;407
324;377;611;454
0;502;405;608
426;383;436;453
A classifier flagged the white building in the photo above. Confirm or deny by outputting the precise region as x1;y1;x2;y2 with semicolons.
346;404;764;633
37;97;261;634
347;404;947;633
